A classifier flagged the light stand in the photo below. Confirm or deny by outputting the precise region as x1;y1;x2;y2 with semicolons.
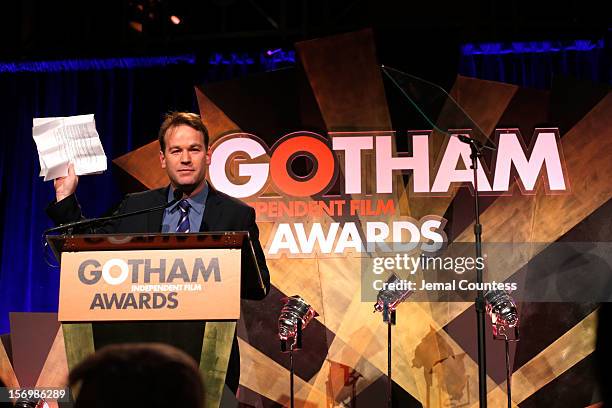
279;296;318;408
384;303;396;408
379;64;504;408
458;134;496;408
374;274;412;408
486;292;520;408
504;336;511;408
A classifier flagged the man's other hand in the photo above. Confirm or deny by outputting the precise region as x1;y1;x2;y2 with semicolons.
54;163;79;202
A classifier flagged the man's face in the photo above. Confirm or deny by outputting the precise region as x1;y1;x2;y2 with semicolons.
159;124;210;195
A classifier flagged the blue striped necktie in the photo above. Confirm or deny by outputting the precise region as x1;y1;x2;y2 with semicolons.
176;199;191;232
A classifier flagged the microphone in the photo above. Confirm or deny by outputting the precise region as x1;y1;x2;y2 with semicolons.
485;290;519;327
44;188;184;235
456;134;497;152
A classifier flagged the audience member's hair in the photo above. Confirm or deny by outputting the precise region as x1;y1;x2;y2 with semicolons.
69;343;204;408
158;112;209;152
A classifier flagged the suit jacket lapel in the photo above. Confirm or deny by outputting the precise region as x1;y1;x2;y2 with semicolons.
200;186;224;232
147;186;170;233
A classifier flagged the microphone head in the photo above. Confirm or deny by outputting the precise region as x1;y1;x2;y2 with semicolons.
457;134;472;144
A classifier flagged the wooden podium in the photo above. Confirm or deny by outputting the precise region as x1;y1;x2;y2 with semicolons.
47;231;262;408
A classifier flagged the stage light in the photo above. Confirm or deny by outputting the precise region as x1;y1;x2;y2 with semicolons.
373;273;413;408
373;273;412;319
278;295;317;352
485;289;519;328
278;295;317;408
170;15;181;25
14;397;47;408
485;289;519;408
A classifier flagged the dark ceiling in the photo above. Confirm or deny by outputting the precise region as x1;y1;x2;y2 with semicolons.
1;0;609;61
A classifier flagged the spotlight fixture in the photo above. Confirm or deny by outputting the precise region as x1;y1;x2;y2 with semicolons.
485;289;520;408
278;295;317;408
373;274;413;408
373;274;412;322
278;295;317;353
485;289;519;329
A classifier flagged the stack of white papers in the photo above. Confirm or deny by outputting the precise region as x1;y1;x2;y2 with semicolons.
33;114;108;181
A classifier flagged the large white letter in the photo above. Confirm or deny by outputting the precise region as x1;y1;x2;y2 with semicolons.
268;224;299;255
209;136;269;198
332;136;373;194
366;222;391;253
334;223;364;253
294;223;340;254
376;135;430;193
493;130;566;192
392;221;420;252
431;135;492;193
420;218;445;252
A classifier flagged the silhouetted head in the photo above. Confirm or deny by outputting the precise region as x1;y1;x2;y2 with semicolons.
69;343;204;408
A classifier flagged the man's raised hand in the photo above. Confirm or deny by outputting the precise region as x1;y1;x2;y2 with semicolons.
54;163;79;202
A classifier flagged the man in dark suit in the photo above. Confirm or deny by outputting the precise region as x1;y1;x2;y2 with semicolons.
46;112;270;395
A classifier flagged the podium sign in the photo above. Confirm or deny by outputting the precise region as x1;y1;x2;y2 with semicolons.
59;248;241;321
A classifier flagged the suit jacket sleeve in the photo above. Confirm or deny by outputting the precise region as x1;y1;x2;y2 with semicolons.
241;205;271;300
46;193;127;234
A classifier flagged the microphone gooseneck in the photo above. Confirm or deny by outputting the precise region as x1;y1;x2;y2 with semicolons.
44;188;184;235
